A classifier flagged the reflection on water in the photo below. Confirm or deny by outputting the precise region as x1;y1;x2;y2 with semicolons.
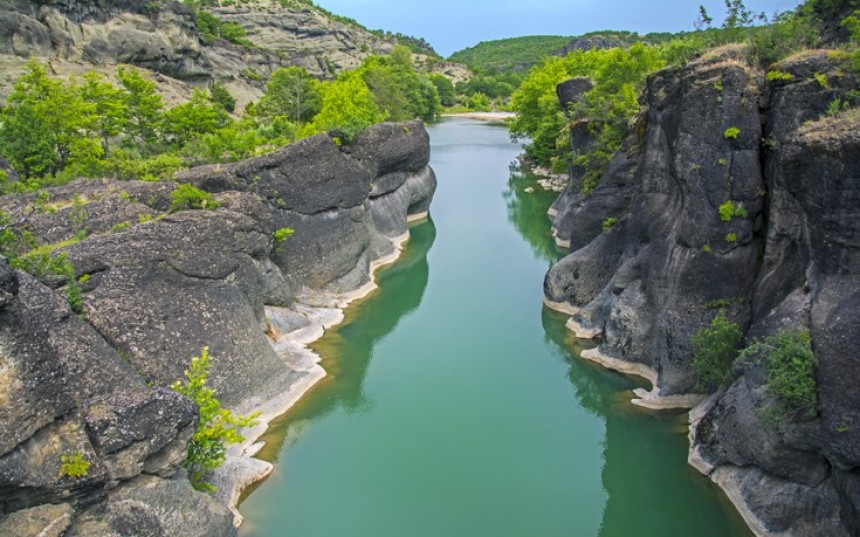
238;118;752;537
242;219;437;473
503;162;565;264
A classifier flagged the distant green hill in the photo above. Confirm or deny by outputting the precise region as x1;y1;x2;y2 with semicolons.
449;31;680;72
448;35;573;71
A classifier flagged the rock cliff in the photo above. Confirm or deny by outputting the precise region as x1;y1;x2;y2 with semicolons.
544;45;859;536
0;0;461;107
0;121;436;535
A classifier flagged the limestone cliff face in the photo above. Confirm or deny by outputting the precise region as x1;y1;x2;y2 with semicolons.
0;122;436;535
544;46;859;536
0;0;404;106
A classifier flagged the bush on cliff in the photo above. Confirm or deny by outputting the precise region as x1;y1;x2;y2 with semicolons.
169;183;221;212
692;312;744;390
171;347;259;491
509;44;663;180
739;329;820;419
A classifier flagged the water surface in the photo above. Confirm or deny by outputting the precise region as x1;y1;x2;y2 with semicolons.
238;118;752;537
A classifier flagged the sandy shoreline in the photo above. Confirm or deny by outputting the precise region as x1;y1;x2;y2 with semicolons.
218;217;428;527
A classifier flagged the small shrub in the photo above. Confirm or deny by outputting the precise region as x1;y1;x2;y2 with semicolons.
725;233;738;243
724;127;741;140
739;329;819;419
813;73;830;89
10;248;83;313
719;200;735;222
766;70;794;82
702;244;712;253
692;312;744;391
273;227;294;242
60;452;90;478
718;158;728;166
169;184;220;212
601;217;618;232
171;347;259;491
112;221;132;232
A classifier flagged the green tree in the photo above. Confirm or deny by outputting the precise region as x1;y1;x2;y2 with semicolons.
171;347;258;491
359;46;439;122
79;71;128;156
311;72;385;140
258;66;320;125
0;60;100;179
117;66;164;151
208;82;237;113
692;311;744;390
163;88;230;147
429;74;457;107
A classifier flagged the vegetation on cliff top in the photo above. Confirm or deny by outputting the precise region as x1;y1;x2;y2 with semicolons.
0;45;439;191
508;0;858;181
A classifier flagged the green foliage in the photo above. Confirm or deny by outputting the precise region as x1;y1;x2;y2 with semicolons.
601;217;618;232
724;127;741;139
274;227;294;242
259;67;320;125
509;44;664;185
359;46;440;122
466;92;491;112
310;71;386;140
455;70;523;100
692;312;744;390
169;184;220;212
702;243;712;253
449;35;576;72
117;66;165;152
841;10;860;72
163;88;230;147
813;72;830;88
170;347;259;491
719;200;736;222
60;452;91;478
80;71;128;155
196;10;254;47
10;247;83;313
719;200;747;222
725;232;738;243
209;83;236;113
429;74;457;107
766;70;795;81
0;60;101;179
242;67;264;81
739;329;819;419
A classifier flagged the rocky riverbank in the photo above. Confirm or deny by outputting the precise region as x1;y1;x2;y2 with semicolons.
542;44;859;536
0;121;436;536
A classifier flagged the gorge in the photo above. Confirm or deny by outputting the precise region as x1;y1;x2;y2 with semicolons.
0;0;858;535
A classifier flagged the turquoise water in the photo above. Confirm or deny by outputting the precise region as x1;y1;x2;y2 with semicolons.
238;118;752;537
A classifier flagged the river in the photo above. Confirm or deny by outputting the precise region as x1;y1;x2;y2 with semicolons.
237;118;752;537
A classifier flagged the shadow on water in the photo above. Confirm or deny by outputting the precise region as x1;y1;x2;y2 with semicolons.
239;219;437;499
502;164;567;264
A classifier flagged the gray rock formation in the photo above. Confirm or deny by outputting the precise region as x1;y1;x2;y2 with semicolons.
544;46;859;535
0;121;436;534
0;0;429;107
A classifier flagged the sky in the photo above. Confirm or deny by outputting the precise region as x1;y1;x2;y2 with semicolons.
312;0;801;57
